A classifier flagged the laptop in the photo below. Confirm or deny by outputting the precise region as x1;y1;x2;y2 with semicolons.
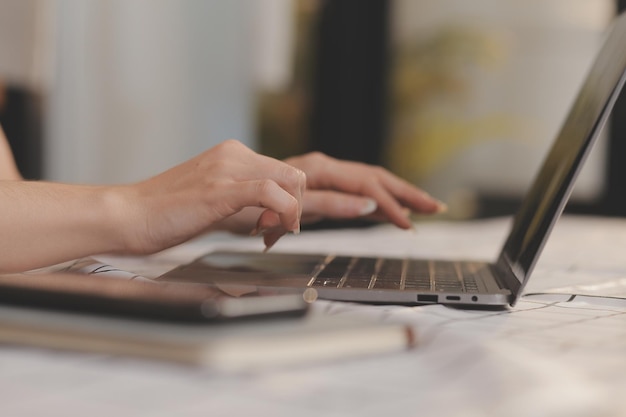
158;13;626;308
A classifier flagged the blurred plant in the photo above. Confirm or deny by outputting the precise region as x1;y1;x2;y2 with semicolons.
387;26;514;184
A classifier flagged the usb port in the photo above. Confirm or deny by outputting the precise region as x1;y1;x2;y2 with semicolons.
446;296;461;301
417;294;438;303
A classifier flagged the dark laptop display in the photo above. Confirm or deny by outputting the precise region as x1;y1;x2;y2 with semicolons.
498;12;626;298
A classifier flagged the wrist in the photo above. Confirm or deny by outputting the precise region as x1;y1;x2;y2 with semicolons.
99;185;142;254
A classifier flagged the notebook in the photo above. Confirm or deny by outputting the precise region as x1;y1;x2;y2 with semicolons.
0;272;420;370
158;12;626;308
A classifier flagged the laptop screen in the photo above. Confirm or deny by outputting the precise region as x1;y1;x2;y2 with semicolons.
498;12;626;295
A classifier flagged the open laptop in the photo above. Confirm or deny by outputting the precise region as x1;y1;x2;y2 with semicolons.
158;13;626;308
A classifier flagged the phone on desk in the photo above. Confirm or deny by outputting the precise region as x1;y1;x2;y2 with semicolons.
0;272;314;323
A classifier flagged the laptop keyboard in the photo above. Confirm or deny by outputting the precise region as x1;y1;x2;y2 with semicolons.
310;256;483;293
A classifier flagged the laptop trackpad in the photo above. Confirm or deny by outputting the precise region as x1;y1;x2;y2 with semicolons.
157;252;324;287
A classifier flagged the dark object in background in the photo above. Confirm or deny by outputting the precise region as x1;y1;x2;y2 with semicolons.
305;0;390;230
309;0;390;166
0;84;43;180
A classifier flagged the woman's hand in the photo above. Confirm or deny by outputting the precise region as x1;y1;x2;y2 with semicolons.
286;152;445;225
213;152;445;250
118;140;306;254
0;139;309;272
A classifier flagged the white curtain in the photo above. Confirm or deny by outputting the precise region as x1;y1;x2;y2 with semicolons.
46;0;260;184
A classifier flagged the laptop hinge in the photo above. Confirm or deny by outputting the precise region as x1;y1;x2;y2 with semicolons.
493;256;521;304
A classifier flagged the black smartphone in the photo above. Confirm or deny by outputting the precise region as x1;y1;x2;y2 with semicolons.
0;272;314;323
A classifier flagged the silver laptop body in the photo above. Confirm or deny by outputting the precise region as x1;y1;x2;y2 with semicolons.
158;13;626;308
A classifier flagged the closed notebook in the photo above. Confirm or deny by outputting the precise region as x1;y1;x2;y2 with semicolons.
0;304;415;372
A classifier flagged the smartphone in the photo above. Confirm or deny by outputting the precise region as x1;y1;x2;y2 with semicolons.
0;272;314;323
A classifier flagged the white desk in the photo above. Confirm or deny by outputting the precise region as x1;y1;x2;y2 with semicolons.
1;215;625;417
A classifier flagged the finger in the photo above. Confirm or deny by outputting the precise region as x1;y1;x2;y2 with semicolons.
248;210;287;251
248;155;306;227
363;176;445;228
251;209;281;236
263;229;285;252
330;163;443;215
361;181;414;229
211;207;264;234
228;145;306;220
361;207;412;224
302;191;378;220
221;179;300;232
210;140;306;225
377;172;445;214
256;191;379;227
287;153;444;227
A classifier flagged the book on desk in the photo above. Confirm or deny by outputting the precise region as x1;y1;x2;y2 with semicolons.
0;272;415;372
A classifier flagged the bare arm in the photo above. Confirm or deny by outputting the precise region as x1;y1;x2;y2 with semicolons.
0;181;125;272
0;140;304;273
0;133;443;273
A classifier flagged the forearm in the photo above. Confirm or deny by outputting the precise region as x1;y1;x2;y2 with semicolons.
0;140;307;272
0;138;440;271
0;181;127;272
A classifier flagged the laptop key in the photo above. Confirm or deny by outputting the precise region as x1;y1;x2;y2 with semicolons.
403;260;431;290
373;259;403;289
343;258;378;288
312;256;352;287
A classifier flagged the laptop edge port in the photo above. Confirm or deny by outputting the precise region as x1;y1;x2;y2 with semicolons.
417;294;438;303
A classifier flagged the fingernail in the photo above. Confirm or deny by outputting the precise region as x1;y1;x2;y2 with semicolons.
263;237;276;252
435;200;448;213
293;224;301;235
359;199;378;216
250;228;268;237
263;232;283;252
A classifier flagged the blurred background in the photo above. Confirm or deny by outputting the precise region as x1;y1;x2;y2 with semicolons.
1;0;625;222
